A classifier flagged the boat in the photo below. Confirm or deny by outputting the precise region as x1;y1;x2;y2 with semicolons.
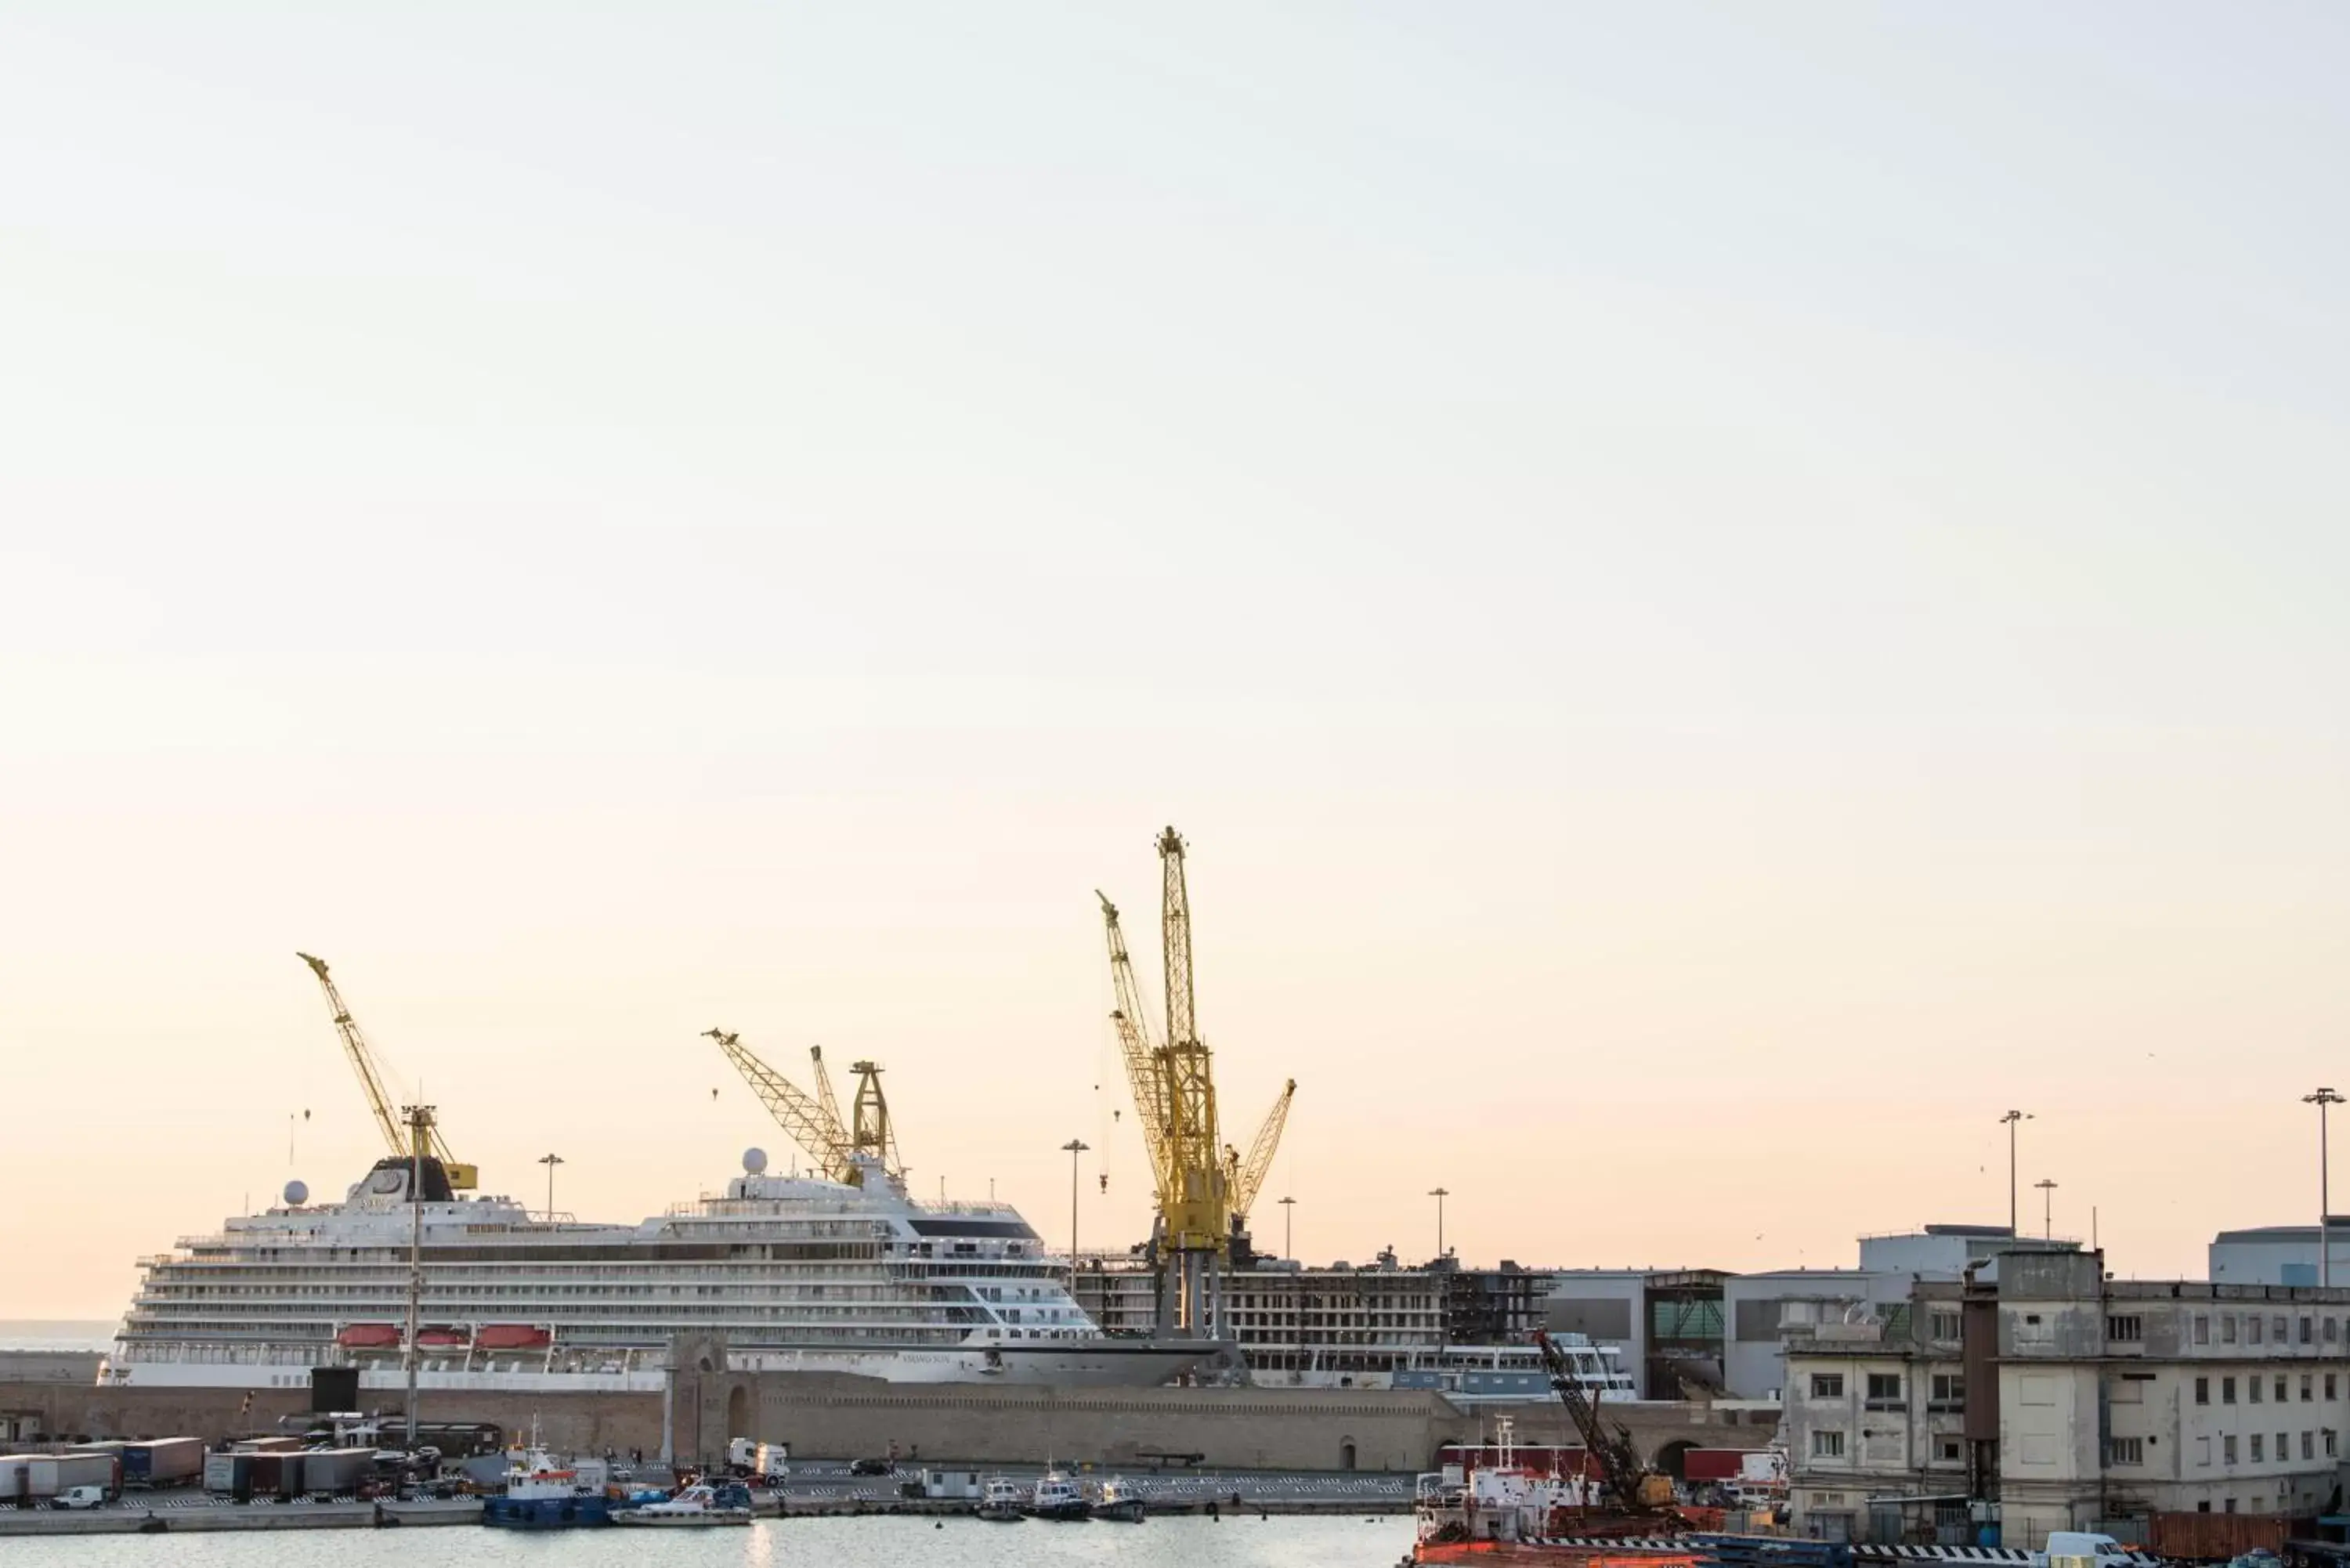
611;1481;754;1526
479;1436;611;1529
111;1149;1212;1391
976;1476;1026;1522
1410;1418;1697;1565
1089;1474;1146;1523
1027;1469;1090;1522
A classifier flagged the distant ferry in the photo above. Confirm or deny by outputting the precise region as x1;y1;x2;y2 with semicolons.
110;1148;1209;1391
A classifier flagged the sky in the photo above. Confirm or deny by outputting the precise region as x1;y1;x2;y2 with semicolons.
3;3;2348;1320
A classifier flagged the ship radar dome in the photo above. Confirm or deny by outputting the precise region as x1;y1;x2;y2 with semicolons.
283;1180;309;1206
742;1147;768;1175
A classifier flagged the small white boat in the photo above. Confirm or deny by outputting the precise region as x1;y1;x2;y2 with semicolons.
1090;1474;1147;1523
610;1481;754;1526
976;1475;1025;1522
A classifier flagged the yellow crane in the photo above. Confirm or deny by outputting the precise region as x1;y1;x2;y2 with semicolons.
707;1028;902;1187
296;952;478;1190
1094;828;1297;1335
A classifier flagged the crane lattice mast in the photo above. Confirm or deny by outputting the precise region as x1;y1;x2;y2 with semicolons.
1157;826;1226;1335
1097;892;1175;1206
1225;1078;1296;1237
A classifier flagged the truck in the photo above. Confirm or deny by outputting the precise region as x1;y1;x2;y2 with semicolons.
79;1437;205;1489
27;1455;117;1501
2038;1532;2136;1568
724;1438;789;1481
52;1486;108;1511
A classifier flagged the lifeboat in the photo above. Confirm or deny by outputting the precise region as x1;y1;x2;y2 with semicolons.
417;1327;471;1348
336;1324;401;1349
477;1324;552;1351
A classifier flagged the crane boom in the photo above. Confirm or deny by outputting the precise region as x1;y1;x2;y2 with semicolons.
1535;1329;1655;1512
1097;892;1174;1205
707;1029;855;1181
808;1046;852;1154
297;952;476;1190
1227;1078;1295;1227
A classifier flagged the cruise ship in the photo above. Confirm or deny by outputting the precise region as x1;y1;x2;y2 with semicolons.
110;1149;1211;1391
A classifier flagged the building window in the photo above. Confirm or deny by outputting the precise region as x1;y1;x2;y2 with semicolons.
2278;1431;2289;1461
2224;1315;2240;1343
2330;1317;2341;1343
2226;1498;2239;1515
2225;1376;2239;1404
2250;1315;2265;1345
2302;1317;2315;1344
2305;1432;2316;1460
2276;1315;2290;1341
1867;1373;1904;1406
1931;1310;1961;1341
2278;1376;2290;1402
2107;1314;2143;1342
2225;1436;2239;1463
2111;1436;2145;1465
1938;1438;1963;1464
2253;1377;2265;1404
2302;1375;2314;1401
1813;1430;1846;1458
1811;1374;1844;1399
2330;1375;2339;1400
1931;1372;1965;1409
2251;1434;2265;1461
2195;1315;2211;1345
2196;1377;2211;1405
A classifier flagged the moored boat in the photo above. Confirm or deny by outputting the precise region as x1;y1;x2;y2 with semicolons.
480;1440;610;1529
976;1475;1025;1522
1090;1474;1146;1522
1028;1469;1090;1521
611;1480;754;1526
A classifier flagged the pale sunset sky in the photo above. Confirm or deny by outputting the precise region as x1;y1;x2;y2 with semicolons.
3;5;2348;1320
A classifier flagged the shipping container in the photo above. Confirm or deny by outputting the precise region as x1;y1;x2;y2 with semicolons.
0;1457;31;1505
301;1448;371;1497
244;1451;307;1499
203;1452;252;1496
112;1438;204;1487
27;1454;116;1498
2146;1511;2296;1561
1683;1449;1762;1483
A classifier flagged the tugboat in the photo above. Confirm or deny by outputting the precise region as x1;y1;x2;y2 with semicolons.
480;1432;611;1529
1028;1469;1091;1522
1090;1474;1147;1523
976;1476;1026;1522
611;1479;754;1526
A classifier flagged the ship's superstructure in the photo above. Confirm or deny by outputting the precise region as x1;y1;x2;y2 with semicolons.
112;1149;1205;1390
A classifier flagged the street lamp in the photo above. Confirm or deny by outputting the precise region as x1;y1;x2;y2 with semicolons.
1278;1195;1296;1262
2308;1089;2343;1286
2000;1111;2033;1237
537;1153;565;1221
2034;1178;2059;1240
1061;1140;1089;1287
1429;1187;1451;1261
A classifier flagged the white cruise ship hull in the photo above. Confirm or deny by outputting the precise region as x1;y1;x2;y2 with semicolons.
113;1341;1210;1391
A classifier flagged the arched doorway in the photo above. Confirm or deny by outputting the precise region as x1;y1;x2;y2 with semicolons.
726;1385;750;1443
1653;1439;1697;1481
1340;1439;1358;1472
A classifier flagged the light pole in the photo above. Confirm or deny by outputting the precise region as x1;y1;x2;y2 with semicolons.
537;1152;565;1220
2034;1178;2058;1240
1279;1195;1296;1262
1062;1139;1089;1288
2308;1089;2343;1285
1429;1187;1450;1261
2000;1111;2032;1236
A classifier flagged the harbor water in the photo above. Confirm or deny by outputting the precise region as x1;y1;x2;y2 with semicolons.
0;1514;1412;1566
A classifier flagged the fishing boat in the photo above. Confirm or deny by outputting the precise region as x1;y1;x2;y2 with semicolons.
1090;1474;1147;1523
976;1475;1026;1522
479;1432;611;1529
1028;1469;1090;1521
611;1480;754;1526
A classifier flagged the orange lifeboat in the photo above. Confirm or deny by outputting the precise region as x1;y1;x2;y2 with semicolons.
476;1324;551;1350
336;1324;400;1349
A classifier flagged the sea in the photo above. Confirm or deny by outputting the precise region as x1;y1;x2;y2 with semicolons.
0;1322;116;1353
0;1515;1412;1566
